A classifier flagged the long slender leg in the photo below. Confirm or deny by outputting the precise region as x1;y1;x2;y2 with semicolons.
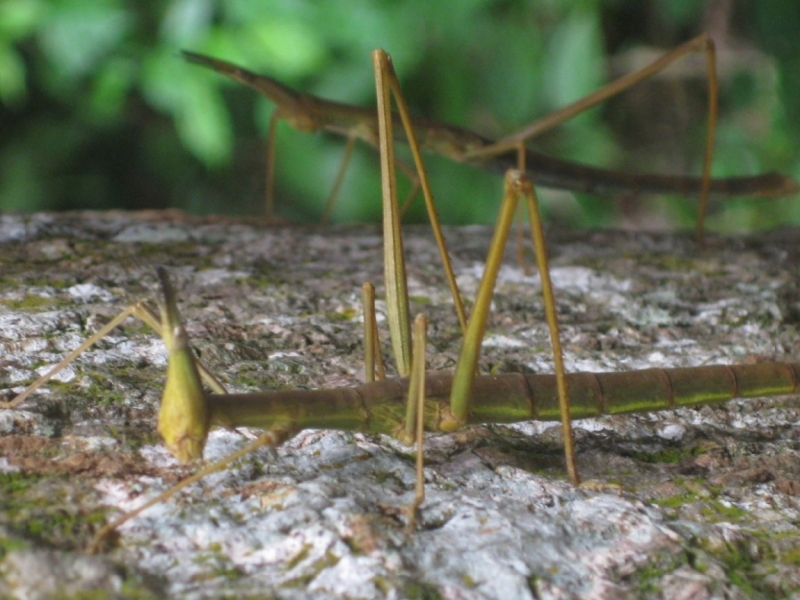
361;282;385;382
520;174;577;484
321;139;421;225
373;50;469;336
321;135;357;224
86;428;291;555
374;52;413;375
519;146;577;481
2;301;227;410
469;34;718;244
372;49;576;482
445;172;520;425
443;168;577;484
298;129;419;226
395;157;421;219
404;313;428;533
265;111;280;220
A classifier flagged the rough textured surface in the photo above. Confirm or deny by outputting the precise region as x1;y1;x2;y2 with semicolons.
0;211;799;599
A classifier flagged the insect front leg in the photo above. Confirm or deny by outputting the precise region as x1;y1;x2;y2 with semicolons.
2;299;226;411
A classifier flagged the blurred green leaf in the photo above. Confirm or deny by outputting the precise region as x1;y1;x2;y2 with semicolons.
160;0;213;45
0;0;47;39
38;1;130;79
0;44;26;105
176;77;232;166
142;49;232;165
89;57;135;121
544;6;605;122
242;19;327;78
0;2;797;230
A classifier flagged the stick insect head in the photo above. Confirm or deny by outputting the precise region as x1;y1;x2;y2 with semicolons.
155;267;211;462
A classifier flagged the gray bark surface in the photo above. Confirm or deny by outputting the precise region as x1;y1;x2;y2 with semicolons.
0;211;799;599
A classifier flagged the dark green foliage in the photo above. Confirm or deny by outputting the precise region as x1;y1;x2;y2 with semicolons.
1;1;798;230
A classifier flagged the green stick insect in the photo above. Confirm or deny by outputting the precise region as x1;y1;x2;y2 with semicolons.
3;45;800;565
2;215;798;594
183;34;798;240
3;41;800;596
